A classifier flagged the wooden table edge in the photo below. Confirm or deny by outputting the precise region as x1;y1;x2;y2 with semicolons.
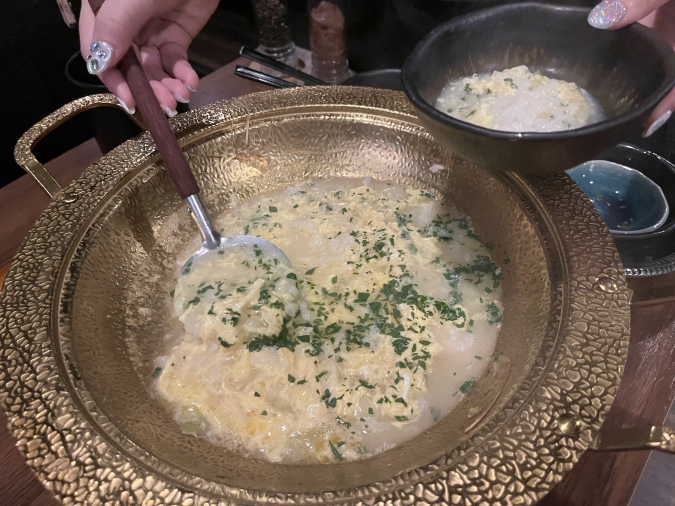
0;262;8;288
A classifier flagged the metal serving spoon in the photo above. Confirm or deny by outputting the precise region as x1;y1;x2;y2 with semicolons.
186;196;290;265
88;2;290;267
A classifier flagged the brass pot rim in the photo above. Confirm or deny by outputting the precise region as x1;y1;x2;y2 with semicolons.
1;87;630;504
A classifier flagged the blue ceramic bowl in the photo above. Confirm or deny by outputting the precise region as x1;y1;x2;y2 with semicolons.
567;160;669;235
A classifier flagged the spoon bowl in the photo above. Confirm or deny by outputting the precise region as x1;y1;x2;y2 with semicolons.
185;194;291;270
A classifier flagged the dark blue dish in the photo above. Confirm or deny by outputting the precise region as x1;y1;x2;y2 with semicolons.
585;144;675;276
567;160;669;234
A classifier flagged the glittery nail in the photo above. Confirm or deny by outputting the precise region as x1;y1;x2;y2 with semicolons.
587;0;627;29
643;111;672;138
86;41;113;75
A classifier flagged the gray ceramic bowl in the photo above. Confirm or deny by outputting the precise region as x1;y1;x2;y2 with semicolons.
402;3;675;174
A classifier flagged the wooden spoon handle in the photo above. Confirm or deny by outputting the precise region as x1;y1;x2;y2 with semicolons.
119;50;199;198
87;0;200;199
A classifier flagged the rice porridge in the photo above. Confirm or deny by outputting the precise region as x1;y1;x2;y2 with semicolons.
155;178;503;463
435;65;604;132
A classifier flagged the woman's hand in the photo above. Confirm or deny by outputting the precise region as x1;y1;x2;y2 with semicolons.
588;0;675;136
79;0;219;116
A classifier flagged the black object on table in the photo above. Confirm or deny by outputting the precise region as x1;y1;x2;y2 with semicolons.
595;143;675;276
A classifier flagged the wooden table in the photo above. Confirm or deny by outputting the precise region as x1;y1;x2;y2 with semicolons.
2;58;675;506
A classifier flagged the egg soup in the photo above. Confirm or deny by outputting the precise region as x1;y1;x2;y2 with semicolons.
155;178;503;463
435;65;604;133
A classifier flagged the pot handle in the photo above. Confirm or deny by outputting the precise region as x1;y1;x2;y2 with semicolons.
13;93;143;199
590;426;675;454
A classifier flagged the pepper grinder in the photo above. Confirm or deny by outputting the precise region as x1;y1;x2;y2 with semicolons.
308;0;349;84
252;0;298;67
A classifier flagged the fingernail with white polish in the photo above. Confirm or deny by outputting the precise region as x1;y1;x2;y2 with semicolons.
643;110;672;138
117;98;135;115
587;0;627;29
161;105;178;118
86;41;113;74
186;84;197;93
173;93;190;104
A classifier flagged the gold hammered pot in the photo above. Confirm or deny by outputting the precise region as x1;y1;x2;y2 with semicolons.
1;87;629;505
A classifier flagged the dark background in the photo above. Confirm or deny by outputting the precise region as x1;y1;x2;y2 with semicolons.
3;0;674;189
